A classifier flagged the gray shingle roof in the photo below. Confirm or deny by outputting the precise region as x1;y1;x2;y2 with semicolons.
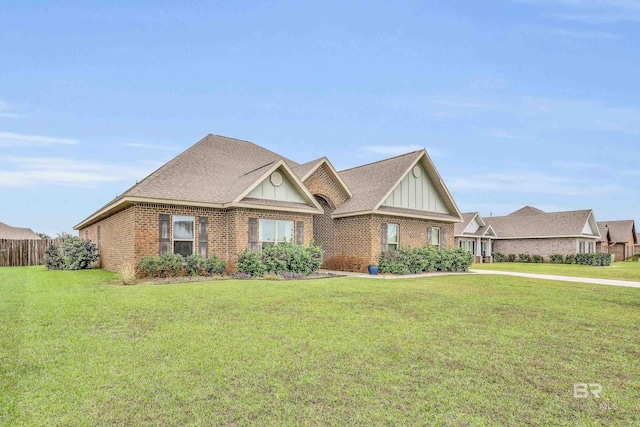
597;220;637;244
597;225;610;243
508;206;545;216
0;222;41;240
293;158;324;180
455;212;480;235
124;134;301;204
485;209;598;238
334;151;424;216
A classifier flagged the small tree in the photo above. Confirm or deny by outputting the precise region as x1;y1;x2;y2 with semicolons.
44;236;98;270
37;232;51;240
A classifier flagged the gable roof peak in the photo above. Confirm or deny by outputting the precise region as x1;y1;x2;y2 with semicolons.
339;149;423;173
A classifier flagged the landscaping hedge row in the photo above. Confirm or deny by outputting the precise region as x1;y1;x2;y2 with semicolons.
135;253;226;278
493;252;611;266
236;243;323;277
378;246;474;274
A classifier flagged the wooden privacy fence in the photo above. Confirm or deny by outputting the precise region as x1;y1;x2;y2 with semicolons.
0;239;62;267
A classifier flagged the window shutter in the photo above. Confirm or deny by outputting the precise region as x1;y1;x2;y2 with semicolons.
427;227;432;246
381;223;388;252
441;227;447;248
159;214;170;255
199;217;208;258
248;218;259;251
296;221;304;245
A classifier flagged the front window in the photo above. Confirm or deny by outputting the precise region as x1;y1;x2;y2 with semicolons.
588;241;595;253
387;224;399;251
431;227;440;248
578;240;586;254
173;215;195;257
259;219;294;249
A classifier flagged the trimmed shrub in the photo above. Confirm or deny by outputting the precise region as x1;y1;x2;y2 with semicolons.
379;249;411;275
550;254;564;264
518;254;530;263
378;246;473;274
135;254;186;278
236;243;323;277
186;254;207;276
493;253;505;263
532;255;544;263
236;249;266;277
44;236;98;270
565;254;577;264
506;254;516;263
575;253;612;267
206;254;226;276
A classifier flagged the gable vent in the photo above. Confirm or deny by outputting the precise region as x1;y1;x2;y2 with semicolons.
270;171;283;186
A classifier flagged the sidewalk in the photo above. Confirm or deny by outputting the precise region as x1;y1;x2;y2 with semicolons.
471;269;640;289
319;269;640;288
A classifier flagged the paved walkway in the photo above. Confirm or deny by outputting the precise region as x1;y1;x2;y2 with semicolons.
319;269;640;289
471;269;640;289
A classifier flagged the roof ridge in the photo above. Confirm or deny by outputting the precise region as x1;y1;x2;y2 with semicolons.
208;133;298;165
242;160;277;176
339;150;423;173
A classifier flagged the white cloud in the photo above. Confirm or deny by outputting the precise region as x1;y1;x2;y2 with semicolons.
0;131;78;147
0;100;25;119
448;171;619;197
121;142;177;151
0;156;160;188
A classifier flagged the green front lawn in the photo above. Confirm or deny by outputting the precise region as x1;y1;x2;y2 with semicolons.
472;261;640;282
2;267;639;425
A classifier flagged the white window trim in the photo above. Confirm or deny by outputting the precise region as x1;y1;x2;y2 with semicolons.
388;223;399;251
259;219;294;249
173;215;195;256
432;227;441;248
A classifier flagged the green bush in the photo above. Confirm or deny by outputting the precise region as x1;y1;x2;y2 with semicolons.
493;253;505;263
136;256;161;278
236;249;266;277
236;243;323;277
532;255;544;263
135;253;186;278
379;249;411;275
206;254;227;275
550;254;564;264
518;254;530;263
506;254;516;262
565;254;577;264
575;253;611;267
44;236;98;270
378;246;473;274
186;254;207;276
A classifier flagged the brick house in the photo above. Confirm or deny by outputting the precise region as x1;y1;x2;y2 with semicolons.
484;206;601;261
75;134;463;272
454;212;497;263
596;224;612;254
597;220;637;261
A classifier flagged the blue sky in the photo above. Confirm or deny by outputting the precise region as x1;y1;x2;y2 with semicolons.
1;0;639;236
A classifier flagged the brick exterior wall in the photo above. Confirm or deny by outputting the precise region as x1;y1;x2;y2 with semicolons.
492;237;599;261
303;163;350;209
80;206;136;272
79;203;313;272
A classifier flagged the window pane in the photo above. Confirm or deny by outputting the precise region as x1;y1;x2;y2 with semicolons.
259;220;276;242
173;216;194;239
278;220;294;243
388;224;398;244
388;243;398;251
432;228;440;246
173;241;193;258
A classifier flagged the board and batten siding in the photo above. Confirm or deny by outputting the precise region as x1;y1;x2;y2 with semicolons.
382;163;449;213
247;171;306;203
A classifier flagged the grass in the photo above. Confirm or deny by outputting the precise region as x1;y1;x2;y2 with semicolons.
1;267;639;426
472;261;640;282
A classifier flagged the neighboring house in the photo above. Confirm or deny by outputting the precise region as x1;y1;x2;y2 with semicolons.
75;134;463;272
636;233;640;256
484;207;601;261
597;220;637;261
454;212;497;263
596;224;612;254
0;221;41;240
